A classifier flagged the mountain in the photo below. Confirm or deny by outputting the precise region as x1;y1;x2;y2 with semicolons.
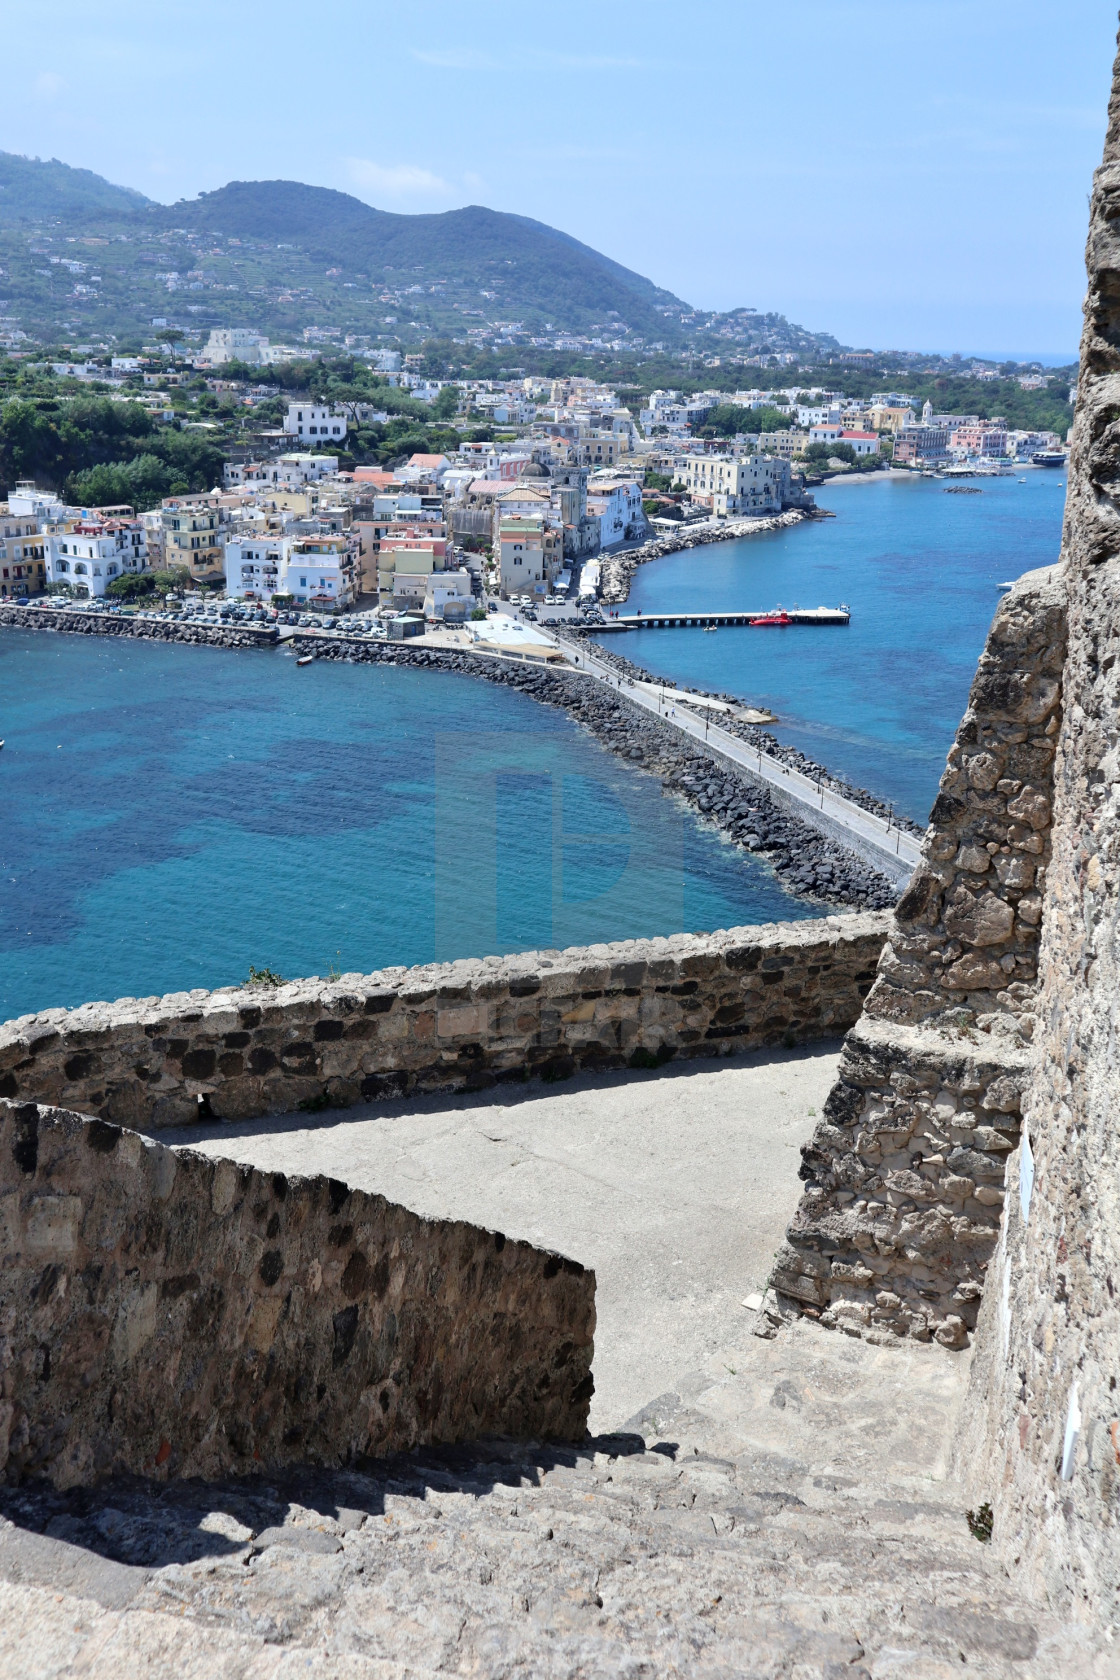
0;150;838;358
149;180;688;336
0;152;152;222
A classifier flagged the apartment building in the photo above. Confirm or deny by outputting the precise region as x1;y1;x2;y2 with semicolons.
498;516;562;599
161;498;225;585
0;505;48;598
948;425;1009;458
377;532;450;604
893;426;951;464
586;478;643;548
754;430;806;459
675;454;792;515
45;518;148;599
283;403;348;443
223;536;290;601
287;535;354;607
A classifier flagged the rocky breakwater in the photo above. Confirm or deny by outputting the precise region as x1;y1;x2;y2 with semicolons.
599;508;815;606
767;565;1064;1348
0;1097;595;1488
0;602;277;651
304;639;900;911
0;916;889;1130
562;631;924;839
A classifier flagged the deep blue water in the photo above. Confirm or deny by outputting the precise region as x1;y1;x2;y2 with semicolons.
608;472;1066;822
0;633;812;1020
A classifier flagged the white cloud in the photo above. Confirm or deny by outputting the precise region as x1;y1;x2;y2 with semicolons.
34;72;64;97
346;158;453;201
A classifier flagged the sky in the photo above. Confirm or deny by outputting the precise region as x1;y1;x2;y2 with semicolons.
3;0;1118;355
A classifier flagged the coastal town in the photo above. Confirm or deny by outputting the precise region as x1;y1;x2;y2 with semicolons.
0;331;1070;615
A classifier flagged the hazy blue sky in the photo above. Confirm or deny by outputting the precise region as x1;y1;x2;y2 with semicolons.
4;0;1118;354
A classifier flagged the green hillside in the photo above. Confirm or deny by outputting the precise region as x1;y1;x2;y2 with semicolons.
0;152;151;222
155;181;683;334
0;150;838;357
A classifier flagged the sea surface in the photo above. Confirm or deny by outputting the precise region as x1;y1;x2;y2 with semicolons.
607;471;1066;822
0;633;812;1021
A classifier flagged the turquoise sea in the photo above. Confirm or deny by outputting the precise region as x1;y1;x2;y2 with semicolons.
610;471;1066;822
0;471;1065;1022
0;635;813;1021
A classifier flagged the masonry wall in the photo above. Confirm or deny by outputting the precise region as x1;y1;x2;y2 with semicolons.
0;1099;594;1489
0;916;888;1131
953;41;1120;1621
769;566;1064;1349
0;603;276;650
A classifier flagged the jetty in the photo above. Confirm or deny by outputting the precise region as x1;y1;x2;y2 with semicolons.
592;605;850;632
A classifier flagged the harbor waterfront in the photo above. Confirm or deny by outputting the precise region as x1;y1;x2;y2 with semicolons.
601;471;1067;822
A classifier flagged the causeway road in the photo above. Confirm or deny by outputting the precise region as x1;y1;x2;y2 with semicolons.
556;633;922;883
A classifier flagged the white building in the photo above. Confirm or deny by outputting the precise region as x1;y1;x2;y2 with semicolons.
224;536;291;601
45;519;148;598
203;328;269;365
586;478;643;547
837;429;880;457
424;568;474;619
283;403;348;443
675;454;793;515
286;536;353;607
224;454;340;488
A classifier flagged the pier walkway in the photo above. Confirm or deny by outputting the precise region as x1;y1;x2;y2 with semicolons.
595;605;850;631
560;635;922;885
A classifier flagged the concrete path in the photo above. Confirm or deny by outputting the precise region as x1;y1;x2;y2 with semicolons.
562;636;923;880
162;1044;841;1433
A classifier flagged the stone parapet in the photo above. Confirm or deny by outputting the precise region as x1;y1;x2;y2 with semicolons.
772;1018;1028;1348
771;567;1065;1347
0;916;888;1131
0;1099;594;1488
864;565;1064;1030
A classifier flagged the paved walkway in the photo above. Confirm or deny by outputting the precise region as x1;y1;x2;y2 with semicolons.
164;1045;842;1432
563;637;922;880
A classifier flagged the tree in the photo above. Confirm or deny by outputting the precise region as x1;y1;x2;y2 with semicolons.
106;572;156;600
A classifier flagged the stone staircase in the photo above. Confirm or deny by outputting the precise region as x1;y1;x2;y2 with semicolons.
0;1321;1112;1679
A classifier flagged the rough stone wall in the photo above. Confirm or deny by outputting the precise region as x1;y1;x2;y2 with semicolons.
0;1099;594;1489
953;36;1120;1622
0;917;887;1131
769;567;1065;1348
0;603;276;650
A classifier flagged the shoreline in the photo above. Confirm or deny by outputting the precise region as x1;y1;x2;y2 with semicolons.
0;604;900;914
599;506;820;606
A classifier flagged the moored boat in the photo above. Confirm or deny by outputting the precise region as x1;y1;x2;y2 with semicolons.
749;611;791;627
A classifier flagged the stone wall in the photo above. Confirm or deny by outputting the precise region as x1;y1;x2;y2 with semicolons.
768;566;1065;1348
0;1098;594;1489
952;37;1120;1622
0;916;887;1131
0;603;276;650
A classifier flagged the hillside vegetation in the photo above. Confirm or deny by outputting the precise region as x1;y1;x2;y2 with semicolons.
0;151;837;357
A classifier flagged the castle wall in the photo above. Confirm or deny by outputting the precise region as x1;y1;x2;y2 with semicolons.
0;1099;594;1489
952;40;1120;1621
0;916;888;1131
769;567;1064;1349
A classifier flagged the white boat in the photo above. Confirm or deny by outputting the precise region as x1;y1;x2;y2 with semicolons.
296;654;314;667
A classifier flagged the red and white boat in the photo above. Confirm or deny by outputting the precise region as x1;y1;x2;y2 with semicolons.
748;610;791;627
